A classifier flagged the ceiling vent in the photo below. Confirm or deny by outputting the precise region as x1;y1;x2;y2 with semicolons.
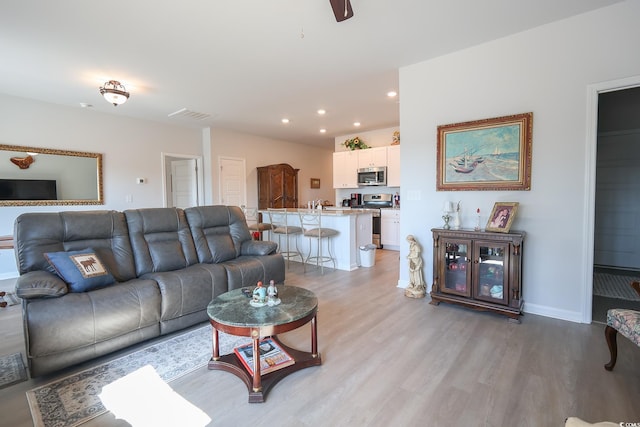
168;108;212;121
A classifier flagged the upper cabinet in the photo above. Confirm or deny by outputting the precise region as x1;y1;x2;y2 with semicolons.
333;151;358;189
386;145;400;187
357;147;387;169
332;146;399;189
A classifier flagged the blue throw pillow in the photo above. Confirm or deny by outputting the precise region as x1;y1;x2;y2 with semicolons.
44;249;116;292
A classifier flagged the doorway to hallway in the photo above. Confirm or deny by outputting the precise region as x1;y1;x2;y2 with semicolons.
162;153;204;208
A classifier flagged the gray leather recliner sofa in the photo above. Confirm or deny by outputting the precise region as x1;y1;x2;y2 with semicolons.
14;205;285;377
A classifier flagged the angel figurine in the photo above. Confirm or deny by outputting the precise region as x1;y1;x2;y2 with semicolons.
267;280;281;306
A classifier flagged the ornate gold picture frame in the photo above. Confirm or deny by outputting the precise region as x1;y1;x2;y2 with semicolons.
437;112;533;191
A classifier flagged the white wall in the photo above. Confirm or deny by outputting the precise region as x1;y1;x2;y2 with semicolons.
334;126;399;151
206;128;334;208
398;0;640;322
0;94;203;277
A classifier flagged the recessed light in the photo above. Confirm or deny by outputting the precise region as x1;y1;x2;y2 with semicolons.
79;103;93;108
317;109;326;115
320;128;327;133
387;91;397;98
281;118;290;124
354;122;361;127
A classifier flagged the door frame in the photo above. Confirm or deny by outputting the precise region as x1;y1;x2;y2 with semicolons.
161;152;204;208
583;75;640;323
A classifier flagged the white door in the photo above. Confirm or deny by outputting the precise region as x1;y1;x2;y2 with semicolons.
219;157;246;207
171;159;198;208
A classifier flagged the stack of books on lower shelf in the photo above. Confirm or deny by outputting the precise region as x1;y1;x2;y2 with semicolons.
234;337;295;375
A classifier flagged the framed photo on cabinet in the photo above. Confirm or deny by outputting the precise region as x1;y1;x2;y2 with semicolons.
485;202;519;233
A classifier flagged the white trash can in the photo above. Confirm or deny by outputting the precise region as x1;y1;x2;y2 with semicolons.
359;244;377;267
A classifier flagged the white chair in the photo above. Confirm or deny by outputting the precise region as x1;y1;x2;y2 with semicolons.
242;206;272;241
298;209;338;274
268;208;304;269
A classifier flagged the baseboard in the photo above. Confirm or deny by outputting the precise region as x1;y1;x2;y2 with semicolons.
523;302;584;324
396;279;409;289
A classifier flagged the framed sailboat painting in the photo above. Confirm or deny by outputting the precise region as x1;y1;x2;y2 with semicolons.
436;112;533;191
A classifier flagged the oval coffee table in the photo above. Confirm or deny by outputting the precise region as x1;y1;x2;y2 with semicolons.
207;285;321;403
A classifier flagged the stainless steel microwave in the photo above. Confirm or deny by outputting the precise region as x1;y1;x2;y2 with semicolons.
357;167;387;186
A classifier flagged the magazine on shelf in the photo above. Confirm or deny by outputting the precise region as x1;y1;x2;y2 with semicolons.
233;338;295;375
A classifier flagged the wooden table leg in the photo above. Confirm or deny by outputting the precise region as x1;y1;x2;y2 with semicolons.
252;334;262;392
311;315;318;357
212;327;220;361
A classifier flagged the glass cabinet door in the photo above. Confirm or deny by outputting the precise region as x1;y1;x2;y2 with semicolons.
441;238;471;297
474;241;510;304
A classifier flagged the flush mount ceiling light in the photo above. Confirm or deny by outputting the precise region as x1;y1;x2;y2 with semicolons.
99;80;129;106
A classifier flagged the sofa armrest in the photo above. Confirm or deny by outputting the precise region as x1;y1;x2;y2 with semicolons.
16;270;68;299
240;240;277;256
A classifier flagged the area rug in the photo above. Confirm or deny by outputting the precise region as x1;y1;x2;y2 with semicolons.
593;272;640;301
26;325;251;427
0;352;28;389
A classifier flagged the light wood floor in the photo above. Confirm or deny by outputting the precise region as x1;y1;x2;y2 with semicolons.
1;250;639;426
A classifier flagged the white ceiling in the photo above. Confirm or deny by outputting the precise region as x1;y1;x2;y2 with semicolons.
0;0;622;148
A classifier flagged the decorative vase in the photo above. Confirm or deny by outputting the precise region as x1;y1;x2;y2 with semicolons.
452;211;461;230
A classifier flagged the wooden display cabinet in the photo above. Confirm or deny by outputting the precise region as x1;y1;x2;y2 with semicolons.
430;228;525;322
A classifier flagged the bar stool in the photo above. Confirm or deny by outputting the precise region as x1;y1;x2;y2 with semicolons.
268;208;304;269
242;206;272;241
298;209;338;274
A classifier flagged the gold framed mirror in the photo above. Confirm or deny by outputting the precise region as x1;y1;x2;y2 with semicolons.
0;144;103;206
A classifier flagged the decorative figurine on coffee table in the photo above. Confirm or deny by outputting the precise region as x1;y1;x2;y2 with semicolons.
405;235;426;299
267;280;281;306
250;281;267;307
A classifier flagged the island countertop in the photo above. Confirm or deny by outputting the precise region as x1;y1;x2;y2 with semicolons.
257;208;373;271
259;208;377;216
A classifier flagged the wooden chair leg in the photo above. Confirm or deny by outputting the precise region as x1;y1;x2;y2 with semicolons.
604;325;618;371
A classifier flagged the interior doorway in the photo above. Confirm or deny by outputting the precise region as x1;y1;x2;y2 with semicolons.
162;153;204;208
589;81;640;323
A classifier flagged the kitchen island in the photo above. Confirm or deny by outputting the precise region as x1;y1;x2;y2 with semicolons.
258;209;372;271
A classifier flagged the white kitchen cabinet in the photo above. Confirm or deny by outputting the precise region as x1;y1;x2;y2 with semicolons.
386;145;400;187
381;209;401;250
332;151;358;188
357;147;387;169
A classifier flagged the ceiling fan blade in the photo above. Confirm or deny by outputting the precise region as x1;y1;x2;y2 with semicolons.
329;0;354;22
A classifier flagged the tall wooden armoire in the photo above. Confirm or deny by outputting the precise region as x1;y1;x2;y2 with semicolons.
257;163;299;209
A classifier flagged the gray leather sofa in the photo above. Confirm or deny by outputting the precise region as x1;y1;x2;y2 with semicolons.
13;205;284;377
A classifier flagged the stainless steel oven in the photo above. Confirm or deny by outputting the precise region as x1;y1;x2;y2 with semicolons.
359;194;393;248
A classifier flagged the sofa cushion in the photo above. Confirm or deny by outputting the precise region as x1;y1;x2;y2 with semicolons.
14;211;138;282
15;270;69;299
185;205;253;263
45;249;116;292
125;208;199;276
241;240;278;256
24;279;161;358
222;254;285;290
141;263;228;334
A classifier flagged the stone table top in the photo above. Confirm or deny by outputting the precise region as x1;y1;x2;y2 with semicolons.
207;285;317;328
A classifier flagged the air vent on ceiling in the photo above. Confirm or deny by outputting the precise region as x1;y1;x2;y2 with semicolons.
167;108;212;121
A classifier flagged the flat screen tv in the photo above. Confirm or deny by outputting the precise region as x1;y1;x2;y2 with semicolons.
0;179;57;200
